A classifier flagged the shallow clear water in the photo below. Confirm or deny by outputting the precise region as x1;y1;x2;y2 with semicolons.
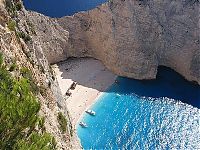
22;1;200;149
77;67;200;149
23;0;107;17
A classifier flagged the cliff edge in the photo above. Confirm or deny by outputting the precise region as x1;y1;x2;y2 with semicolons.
0;1;75;149
24;0;200;84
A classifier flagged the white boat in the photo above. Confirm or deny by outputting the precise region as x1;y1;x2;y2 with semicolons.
79;122;87;128
85;109;96;116
116;93;120;97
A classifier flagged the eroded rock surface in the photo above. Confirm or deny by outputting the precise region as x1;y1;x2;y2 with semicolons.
0;2;74;149
24;0;200;84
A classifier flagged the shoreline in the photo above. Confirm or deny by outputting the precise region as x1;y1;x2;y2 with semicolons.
72;90;111;149
75;89;108;128
75;91;101;125
53;58;117;148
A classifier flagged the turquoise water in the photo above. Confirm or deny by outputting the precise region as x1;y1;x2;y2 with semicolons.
23;0;107;17
77;67;200;149
22;1;200;149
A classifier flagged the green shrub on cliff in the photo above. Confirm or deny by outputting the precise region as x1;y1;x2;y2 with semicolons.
9;62;17;71
15;2;22;11
7;20;16;31
17;31;32;43
0;53;3;65
5;0;17;18
5;0;22;14
14;132;56;150
57;112;67;133
0;54;56;149
20;67;39;95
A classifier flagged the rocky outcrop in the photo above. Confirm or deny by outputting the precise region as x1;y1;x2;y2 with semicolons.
23;0;200;84
0;2;74;149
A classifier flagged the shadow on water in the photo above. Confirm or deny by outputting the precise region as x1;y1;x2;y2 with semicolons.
110;66;200;109
23;0;200;108
58;58;200;109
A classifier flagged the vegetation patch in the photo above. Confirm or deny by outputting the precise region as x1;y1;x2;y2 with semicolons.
27;20;37;35
17;31;32;43
20;67;39;94
57;112;67;133
15;2;22;11
0;53;56;149
7;20;16;31
9;62;17;72
39;85;48;97
5;0;17;18
38;117;46;132
5;0;22;14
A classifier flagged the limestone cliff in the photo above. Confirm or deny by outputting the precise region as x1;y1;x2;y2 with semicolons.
1;0;199;149
0;1;74;149
23;0;200;84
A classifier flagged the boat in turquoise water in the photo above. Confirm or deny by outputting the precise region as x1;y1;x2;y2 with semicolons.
85;109;96;116
22;1;200;149
79;122;88;128
77;66;200;149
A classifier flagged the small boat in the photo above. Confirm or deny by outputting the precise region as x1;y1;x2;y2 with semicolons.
79;122;87;128
85;109;96;116
115;79;119;84
70;82;77;90
116;93;120;97
65;90;72;96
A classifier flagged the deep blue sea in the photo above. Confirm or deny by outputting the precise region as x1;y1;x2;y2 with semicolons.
77;67;200;149
23;0;107;17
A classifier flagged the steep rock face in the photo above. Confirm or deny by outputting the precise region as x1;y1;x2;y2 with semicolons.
0;2;74;149
24;0;200;84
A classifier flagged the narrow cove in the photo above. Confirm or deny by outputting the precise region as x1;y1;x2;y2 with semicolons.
77;66;200;149
23;1;200;149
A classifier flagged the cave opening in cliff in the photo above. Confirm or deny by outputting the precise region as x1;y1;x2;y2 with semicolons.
52;57;200;109
105;65;200;109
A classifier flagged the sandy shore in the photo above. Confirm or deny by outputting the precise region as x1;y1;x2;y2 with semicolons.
53;58;117;127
